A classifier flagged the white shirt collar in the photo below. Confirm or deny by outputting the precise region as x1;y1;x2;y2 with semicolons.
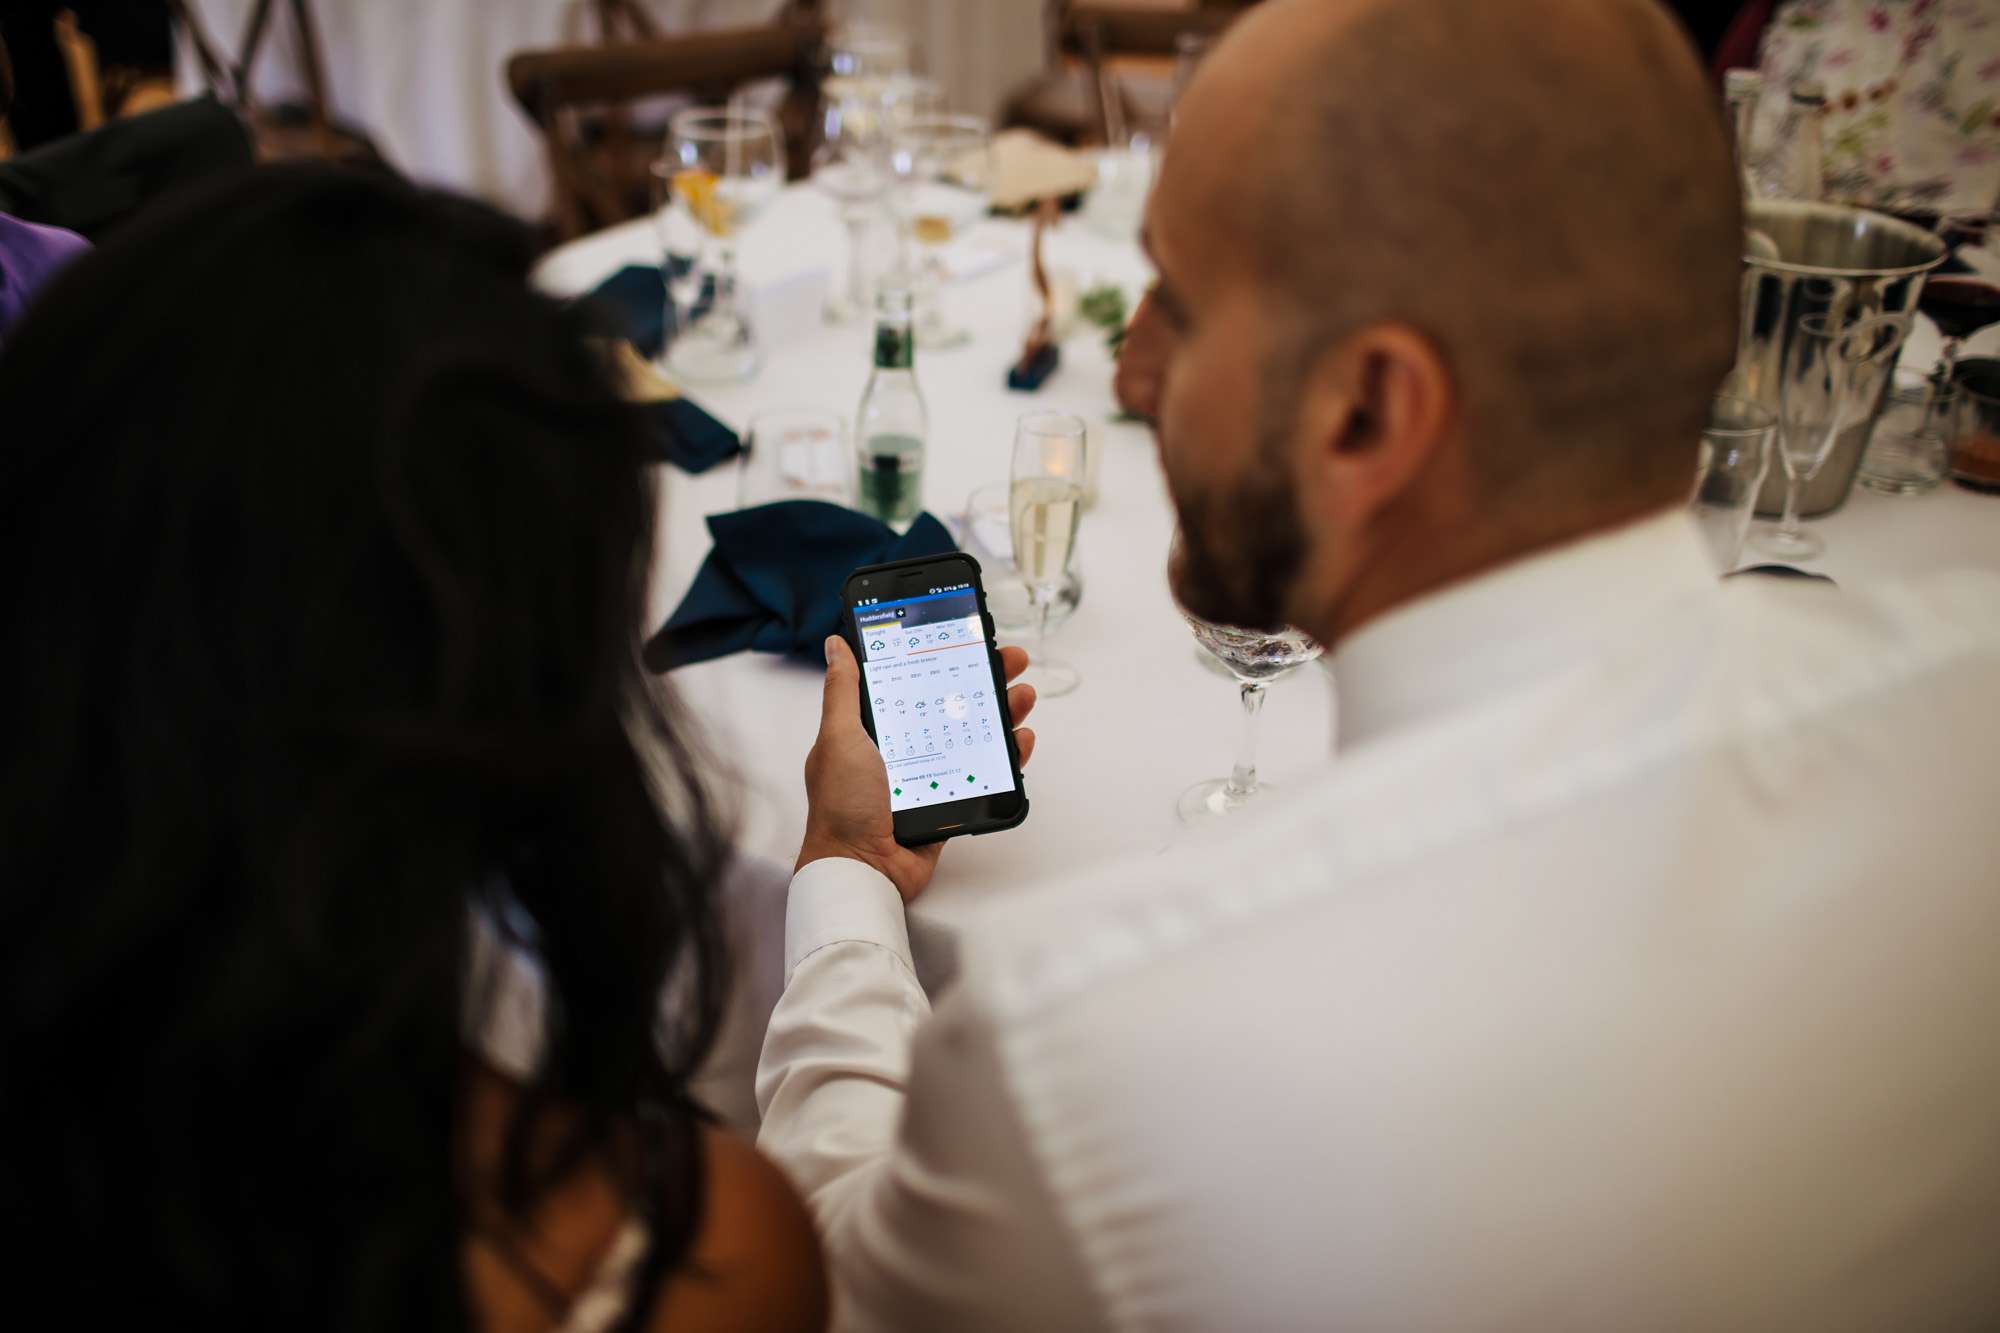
1328;508;1717;751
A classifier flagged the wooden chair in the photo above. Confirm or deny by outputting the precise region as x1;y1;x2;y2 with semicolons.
1006;1;1256;147
507;8;826;243
168;0;383;167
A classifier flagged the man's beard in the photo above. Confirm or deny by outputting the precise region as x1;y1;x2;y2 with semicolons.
1169;375;1310;632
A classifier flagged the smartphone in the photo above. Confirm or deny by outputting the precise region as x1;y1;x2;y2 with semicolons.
842;552;1030;846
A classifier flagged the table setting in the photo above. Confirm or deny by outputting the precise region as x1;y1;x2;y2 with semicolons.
536;125;2000;934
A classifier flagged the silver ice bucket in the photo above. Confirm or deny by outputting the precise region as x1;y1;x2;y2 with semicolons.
1730;202;1946;516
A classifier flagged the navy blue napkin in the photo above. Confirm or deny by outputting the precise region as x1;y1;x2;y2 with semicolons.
644;398;741;474
585;259;693;361
583;261;739;474
646;500;956;671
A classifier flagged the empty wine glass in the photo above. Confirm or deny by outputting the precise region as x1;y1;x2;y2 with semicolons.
828;20;913;82
1752;311;1906;561
1009;412;1087;698
813;83;892;323
655;107;783;383
1168;535;1323;825
888;113;990;348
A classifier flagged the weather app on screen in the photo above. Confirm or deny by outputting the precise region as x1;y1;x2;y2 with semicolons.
853;584;1016;813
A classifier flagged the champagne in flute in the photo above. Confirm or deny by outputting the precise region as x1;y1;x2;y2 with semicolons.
1008;412;1087;698
1008;477;1082;587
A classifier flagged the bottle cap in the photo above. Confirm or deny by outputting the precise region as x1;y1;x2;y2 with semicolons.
1725;68;1762;99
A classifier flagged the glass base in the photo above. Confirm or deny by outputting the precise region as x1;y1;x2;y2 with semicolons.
667;329;760;384
1177;776;1272;825
1747;523;1825;561
1857;429;1948;496
1857;469;1944;496
1020;658;1079;699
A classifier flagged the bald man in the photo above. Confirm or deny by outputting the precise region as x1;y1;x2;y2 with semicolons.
759;0;2000;1327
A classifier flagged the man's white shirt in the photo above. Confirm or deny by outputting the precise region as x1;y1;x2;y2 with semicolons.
757;510;2000;1330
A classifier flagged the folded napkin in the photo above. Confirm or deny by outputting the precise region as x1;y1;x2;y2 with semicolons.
646;500;955;671
580;262;738;473
584;258;695;361
596;338;741;473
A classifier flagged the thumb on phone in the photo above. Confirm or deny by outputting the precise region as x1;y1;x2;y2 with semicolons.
819;634;863;737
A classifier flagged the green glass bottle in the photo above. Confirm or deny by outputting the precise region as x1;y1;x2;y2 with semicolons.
855;282;927;528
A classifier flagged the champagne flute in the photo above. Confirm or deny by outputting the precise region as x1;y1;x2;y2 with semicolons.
1168;533;1324;824
888;113;990;349
657;107;783;383
1751;312;1904;561
1009;412;1086;698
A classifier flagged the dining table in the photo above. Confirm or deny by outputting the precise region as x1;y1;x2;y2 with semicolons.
537;180;2000;917
531;180;2000;1125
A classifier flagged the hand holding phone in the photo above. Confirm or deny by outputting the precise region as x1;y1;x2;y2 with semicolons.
797;556;1039;901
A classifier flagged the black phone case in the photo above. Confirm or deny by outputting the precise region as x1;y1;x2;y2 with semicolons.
843;552;1031;846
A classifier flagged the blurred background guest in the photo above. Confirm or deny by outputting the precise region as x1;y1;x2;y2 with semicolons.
1740;0;2000;214
0;165;824;1333
0;32;88;342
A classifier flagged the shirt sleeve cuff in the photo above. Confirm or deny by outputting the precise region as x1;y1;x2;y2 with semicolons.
784;856;914;983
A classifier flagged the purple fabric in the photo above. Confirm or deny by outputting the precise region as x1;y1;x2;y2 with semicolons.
0;212;89;337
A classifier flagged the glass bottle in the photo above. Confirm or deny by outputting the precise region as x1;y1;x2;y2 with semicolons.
1757;78;1826;203
1724;67;1763;200
855;281;927;528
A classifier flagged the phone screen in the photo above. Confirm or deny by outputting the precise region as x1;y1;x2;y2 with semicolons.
853;582;1018;812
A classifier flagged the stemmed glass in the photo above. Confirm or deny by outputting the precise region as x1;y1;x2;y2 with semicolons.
652;107;783;383
1168;536;1323;825
829;21;913;82
1008;412;1087;698
1752;311;1906;561
888;113;990;348
812;85;892;324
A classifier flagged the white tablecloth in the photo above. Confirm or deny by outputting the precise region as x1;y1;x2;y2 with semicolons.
535;187;2000;933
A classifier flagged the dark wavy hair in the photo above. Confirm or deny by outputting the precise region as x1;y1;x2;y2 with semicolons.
0;165;731;1328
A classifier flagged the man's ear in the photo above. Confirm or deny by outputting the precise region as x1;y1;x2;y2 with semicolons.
1296;323;1455;526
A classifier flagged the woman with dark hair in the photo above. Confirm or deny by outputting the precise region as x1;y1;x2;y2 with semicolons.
0;165;825;1331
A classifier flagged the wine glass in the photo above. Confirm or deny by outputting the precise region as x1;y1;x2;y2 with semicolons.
888;113;990;349
1751;312;1906;561
654;107;783;383
812;82;892;324
1008;411;1087;698
1168;535;1324;825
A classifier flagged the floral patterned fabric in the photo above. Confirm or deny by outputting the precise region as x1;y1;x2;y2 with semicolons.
1753;0;2000;212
